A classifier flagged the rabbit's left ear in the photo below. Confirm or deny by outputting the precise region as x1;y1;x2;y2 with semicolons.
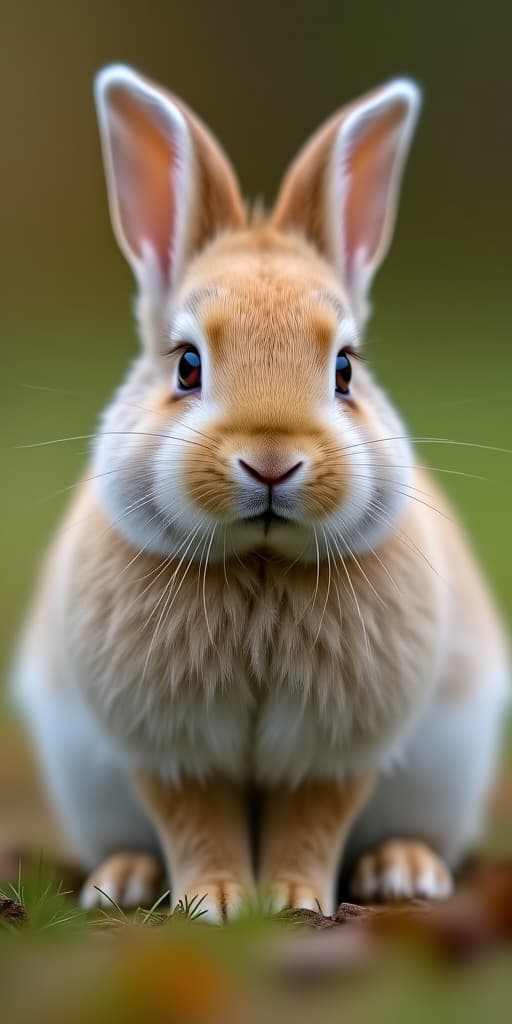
271;79;421;324
94;64;245;295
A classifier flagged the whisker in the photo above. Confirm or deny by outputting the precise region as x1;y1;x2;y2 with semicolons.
340;471;443;500
329;522;387;609
366;497;445;582
126;503;206;584
325;523;372;663
313;527;321;616
35;463;152;506
19;382;76;395
338;471;451;521
53;489;156;544
351;462;490;484
296;526;321;625
16;430;214;453
277;540;313;579
331;572;344;628
139;522;206;680
148;525;210;673
342;435;512;456
115;509;171;582
222;524;230;590
202;526;218;649
349;519;401;596
387;488;451;522
127;519;204;617
114;401;219;447
313;526;332;647
92;492;157;545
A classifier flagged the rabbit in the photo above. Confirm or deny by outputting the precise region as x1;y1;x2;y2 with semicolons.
15;64;508;919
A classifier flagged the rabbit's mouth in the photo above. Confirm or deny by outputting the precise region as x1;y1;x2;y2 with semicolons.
242;509;294;535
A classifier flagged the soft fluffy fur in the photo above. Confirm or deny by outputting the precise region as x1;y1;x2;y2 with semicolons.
16;65;508;918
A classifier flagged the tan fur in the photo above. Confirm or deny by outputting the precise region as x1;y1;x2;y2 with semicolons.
17;68;508;915
260;775;374;913
41;477;443;753
135;776;252;919
177;234;357;520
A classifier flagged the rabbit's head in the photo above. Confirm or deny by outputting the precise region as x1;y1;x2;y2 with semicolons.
93;65;420;564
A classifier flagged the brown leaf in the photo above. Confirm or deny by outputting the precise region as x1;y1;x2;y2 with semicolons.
0;895;27;924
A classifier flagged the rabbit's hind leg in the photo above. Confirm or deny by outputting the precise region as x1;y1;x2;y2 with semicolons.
345;661;507;902
17;663;159;873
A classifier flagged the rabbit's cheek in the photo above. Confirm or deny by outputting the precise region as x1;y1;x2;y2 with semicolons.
180;455;236;517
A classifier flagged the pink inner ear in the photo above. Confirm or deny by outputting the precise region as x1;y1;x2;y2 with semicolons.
343;103;407;285
108;86;177;281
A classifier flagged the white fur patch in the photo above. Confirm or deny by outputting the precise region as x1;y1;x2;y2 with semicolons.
350;845;454;903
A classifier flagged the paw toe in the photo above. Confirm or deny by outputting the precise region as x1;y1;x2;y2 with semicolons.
175;880;248;923
80;853;164;911
266;879;328;915
350;841;453;904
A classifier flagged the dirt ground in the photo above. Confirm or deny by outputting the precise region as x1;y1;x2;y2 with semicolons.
2;715;512;1024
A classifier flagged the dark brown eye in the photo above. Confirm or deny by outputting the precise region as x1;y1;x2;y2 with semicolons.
177;347;201;390
335;351;352;395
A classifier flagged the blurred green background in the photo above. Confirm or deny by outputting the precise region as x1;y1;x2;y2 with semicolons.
1;1;511;850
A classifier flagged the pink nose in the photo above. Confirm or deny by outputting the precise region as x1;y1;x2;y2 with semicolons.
238;458;303;487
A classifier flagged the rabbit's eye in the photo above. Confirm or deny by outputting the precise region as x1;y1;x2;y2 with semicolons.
335;351;352;395
177;347;201;390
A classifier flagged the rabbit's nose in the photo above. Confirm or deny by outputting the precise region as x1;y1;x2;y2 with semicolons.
238;458;303;487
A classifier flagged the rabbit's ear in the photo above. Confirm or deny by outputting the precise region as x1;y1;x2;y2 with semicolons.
272;79;421;324
95;65;245;292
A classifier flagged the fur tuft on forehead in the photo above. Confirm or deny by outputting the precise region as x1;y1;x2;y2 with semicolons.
167;226;357;354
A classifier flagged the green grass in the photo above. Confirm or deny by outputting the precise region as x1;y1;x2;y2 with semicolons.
1;868;85;934
2;861;512;1024
0;863;214;935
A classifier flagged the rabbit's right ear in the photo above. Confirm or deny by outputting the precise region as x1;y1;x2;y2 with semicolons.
271;79;420;326
94;65;246;293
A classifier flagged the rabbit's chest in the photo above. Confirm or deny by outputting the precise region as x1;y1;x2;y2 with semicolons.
72;551;440;783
